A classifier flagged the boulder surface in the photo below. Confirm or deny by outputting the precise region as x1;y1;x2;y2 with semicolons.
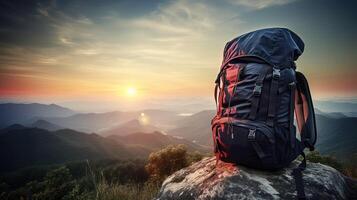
157;157;356;200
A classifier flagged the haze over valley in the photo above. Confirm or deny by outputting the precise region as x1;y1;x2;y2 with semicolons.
1;99;356;174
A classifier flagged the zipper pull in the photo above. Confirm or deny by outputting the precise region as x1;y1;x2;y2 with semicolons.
231;132;234;139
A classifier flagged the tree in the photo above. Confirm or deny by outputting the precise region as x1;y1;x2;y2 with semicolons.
187;151;205;164
145;145;188;181
34;166;76;200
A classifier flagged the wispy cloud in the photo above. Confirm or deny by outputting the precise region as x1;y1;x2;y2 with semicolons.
2;0;354;103
0;0;299;98
227;0;296;9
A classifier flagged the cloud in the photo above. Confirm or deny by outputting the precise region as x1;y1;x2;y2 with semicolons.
0;0;304;100
227;0;296;9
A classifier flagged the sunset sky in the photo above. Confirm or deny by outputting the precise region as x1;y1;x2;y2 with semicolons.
0;0;356;111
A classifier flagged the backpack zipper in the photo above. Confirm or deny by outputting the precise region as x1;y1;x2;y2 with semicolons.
227;119;275;144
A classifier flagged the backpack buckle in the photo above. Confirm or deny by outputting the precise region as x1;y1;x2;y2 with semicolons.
272;68;281;79
289;82;296;89
248;129;256;141
253;84;262;96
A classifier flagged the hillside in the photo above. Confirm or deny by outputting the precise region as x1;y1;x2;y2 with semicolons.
0;127;135;172
0;125;209;173
315;114;357;160
0;103;76;128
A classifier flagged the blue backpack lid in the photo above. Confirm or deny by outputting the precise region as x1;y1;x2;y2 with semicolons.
222;28;304;69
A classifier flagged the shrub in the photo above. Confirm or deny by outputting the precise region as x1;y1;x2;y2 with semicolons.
306;151;344;172
145;145;188;181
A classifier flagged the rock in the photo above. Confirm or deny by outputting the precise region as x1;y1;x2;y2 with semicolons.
157;157;357;200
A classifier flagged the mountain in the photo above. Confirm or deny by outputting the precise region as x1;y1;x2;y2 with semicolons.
314;108;347;119
30;120;64;131
109;131;210;153
0;124;26;135
0;127;137;172
344;112;357;118
44;109;181;133
43;111;131;133
315;114;357;160
101;119;160;136
0;103;76;128
168;110;216;145
0;125;209;173
314;100;357;113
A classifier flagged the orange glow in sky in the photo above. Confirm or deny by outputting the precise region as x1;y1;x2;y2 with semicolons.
0;0;356;106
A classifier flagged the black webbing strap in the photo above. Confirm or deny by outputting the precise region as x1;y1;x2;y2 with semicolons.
289;82;296;149
248;129;267;159
267;68;281;126
214;84;219;106
257;69;272;121
249;67;269;120
251;141;266;159
214;126;220;154
292;152;307;200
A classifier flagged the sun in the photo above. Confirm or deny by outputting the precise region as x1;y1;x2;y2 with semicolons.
126;87;137;96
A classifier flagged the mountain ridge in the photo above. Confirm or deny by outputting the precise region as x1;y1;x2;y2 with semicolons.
0;103;76;128
0;125;208;173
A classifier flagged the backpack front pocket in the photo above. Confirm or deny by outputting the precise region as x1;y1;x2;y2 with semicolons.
218;120;277;169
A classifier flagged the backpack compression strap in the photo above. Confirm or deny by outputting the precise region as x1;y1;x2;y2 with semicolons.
267;68;281;126
249;67;269;120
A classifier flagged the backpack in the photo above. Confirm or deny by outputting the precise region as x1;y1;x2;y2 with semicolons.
211;28;317;199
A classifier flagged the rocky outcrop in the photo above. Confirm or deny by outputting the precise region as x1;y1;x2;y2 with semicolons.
157;157;356;200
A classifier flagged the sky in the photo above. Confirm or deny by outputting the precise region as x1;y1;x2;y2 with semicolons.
0;0;356;112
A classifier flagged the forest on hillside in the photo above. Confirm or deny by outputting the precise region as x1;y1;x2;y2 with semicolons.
0;144;355;200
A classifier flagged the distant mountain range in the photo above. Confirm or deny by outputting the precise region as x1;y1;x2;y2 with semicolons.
101;119;160;136
1;101;356;170
0;103;186;133
109;131;209;153
42;109;183;133
314;108;347;119
30;120;64;131
0;103;76;128
314;100;357;113
168;110;216;145
315;114;357;160
0;125;209;173
43;111;133;133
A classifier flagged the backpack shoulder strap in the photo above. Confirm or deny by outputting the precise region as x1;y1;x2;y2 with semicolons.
295;71;317;150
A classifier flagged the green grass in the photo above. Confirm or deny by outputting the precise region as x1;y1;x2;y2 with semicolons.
95;181;160;200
